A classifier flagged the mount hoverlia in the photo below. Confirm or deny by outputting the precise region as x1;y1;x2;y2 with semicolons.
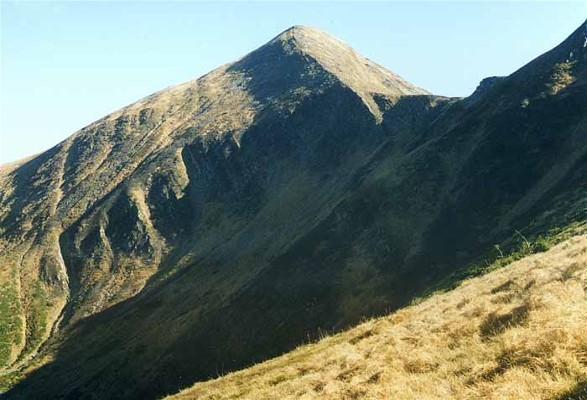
1;21;587;399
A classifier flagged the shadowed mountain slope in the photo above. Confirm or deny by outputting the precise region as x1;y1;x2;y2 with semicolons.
2;21;587;399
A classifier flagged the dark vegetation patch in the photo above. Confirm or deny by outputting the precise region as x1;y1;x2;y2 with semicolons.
349;329;374;345
479;303;531;338
490;280;515;294
367;371;382;384
336;365;361;382
555;381;587;400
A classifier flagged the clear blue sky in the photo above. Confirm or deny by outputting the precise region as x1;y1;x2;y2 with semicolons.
1;1;585;164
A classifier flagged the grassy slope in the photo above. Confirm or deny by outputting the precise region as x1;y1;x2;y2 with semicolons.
167;230;587;400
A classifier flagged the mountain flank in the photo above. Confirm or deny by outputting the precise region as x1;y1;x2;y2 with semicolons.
2;21;587;399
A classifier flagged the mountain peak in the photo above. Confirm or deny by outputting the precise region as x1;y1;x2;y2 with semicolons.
235;25;429;120
272;25;334;44
276;24;320;36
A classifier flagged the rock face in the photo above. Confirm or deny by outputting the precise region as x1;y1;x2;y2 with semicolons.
1;22;587;399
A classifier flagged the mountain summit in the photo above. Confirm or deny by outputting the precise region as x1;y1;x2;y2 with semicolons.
275;25;428;97
2;22;587;399
238;25;428;117
230;25;428;121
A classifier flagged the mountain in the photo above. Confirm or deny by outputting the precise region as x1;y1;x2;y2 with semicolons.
166;230;587;400
2;21;587;399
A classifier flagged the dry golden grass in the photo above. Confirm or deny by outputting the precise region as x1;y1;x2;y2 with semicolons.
547;61;576;95
166;234;587;400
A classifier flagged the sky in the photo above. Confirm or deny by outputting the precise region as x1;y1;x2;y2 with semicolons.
1;1;586;165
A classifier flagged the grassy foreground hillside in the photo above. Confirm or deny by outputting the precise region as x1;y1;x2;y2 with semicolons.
167;230;587;400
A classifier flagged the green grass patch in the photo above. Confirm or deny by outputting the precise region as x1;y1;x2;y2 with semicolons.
0;269;22;368
22;281;51;357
